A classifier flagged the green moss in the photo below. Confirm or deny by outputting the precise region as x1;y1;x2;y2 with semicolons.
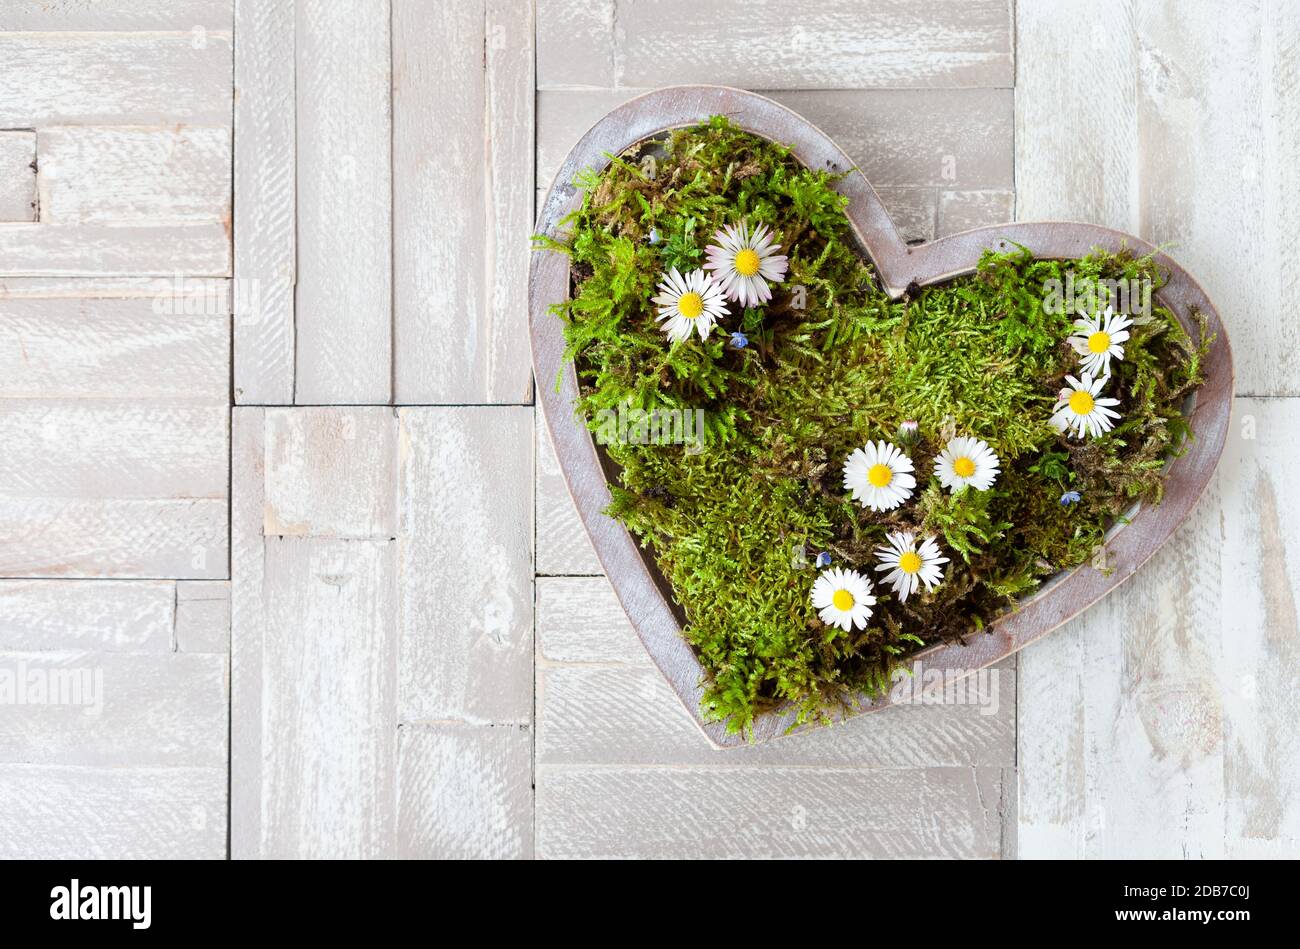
543;117;1208;735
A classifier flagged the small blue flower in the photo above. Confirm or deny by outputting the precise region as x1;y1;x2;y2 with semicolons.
648;227;661;245
1059;490;1082;507
815;551;832;568
730;331;749;349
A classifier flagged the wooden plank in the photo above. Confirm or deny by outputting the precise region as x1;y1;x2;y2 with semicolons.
0;32;233;126
938;190;1016;236
229;407;265;858
0;401;226;499
36;126;231;226
574;0;1013;90
391;0;534;403
0;497;227;579
1016;404;1300;858
398;407;533;724
0;131;37;222
0;290;229;401
0;580;173;651
396;723;532;858
293;0;391;404
1017;0;1299;396
536;577;1015;767
1219;400;1300;857
0;223;231;277
0;651;227;767
233;0;296;405
536;766;1005;858
535;0;614;89
263;407;396;539
0;1;233;30
0;764;225;859
536;89;1014;194
175;580;230;653
259;536;398;858
535;417;603;576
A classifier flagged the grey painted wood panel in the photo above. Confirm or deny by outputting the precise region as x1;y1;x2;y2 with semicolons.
537;766;1006;858
0;1;233;31
391;0;535;404
0;580;173;652
536;0;1013;90
0;32;233;126
0;223;230;277
0;765;226;859
535;418;603;576
397;723;533;859
0;132;37;222
174;580;230;653
233;0;296;404
293;0;392;404
398;407;534;724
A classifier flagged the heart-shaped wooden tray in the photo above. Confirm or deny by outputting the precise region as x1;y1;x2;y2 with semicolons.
529;85;1234;747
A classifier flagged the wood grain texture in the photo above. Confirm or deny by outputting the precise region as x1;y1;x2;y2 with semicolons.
535;0;1013;90
0;32;233;126
0;765;225;859
0;497;227;579
0;651;227;767
259;536;398;858
535;416;603;576
0;1;233;31
0;223;230;277
229;407;266;859
0;132;37;222
0;401;226;499
938;190;1016;237
263;407;397;539
0;289;229;401
536;88;1014;194
293;0;391;404
391;0;535;403
536;766;1006;858
1019;400;1300;858
174;580;230;653
398;407;533;724
397;723;533;858
233;0;296;404
36;126;231;226
1016;0;1299;396
0;580;173;651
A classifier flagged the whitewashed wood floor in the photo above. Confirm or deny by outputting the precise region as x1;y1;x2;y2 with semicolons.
0;0;1296;859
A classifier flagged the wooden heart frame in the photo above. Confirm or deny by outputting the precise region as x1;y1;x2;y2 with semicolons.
528;85;1234;747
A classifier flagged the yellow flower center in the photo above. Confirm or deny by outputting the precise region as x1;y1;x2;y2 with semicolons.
898;551;923;574
1069;390;1095;415
677;291;704;319
832;589;855;611
867;463;893;487
953;456;976;478
734;248;761;277
1087;330;1111;354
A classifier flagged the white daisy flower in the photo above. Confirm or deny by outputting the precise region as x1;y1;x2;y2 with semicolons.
1069;306;1133;375
1051;372;1122;439
703;220;789;308
652;267;728;342
843;440;917;512
934;436;1001;492
874;532;949;603
811;567;877;632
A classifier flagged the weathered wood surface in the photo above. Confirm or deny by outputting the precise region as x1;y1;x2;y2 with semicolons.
392;0;535;404
1015;1;1300;858
536;0;1014;90
231;408;534;858
233;0;296;404
0;132;37;222
292;0;392;404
